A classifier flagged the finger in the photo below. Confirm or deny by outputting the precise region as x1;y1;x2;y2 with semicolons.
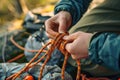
65;42;75;55
65;43;78;60
45;19;58;39
63;32;82;41
58;19;67;33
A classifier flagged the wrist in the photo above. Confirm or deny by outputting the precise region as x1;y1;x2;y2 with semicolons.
54;5;74;26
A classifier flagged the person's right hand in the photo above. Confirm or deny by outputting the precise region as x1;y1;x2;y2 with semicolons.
45;11;72;39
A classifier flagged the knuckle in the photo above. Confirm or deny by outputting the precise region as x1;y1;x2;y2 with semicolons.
60;16;66;20
67;45;74;54
71;55;77;60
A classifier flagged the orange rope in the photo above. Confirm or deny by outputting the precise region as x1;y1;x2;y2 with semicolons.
6;33;95;80
6;35;47;63
6;41;51;80
7;36;46;62
7;53;25;62
38;33;66;80
10;36;47;53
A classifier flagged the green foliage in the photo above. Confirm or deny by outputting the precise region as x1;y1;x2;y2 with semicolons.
26;0;57;9
0;0;57;25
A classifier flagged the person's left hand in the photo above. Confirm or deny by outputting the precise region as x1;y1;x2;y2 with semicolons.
63;31;93;60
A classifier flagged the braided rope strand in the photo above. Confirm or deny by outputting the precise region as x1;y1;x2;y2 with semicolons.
6;33;84;80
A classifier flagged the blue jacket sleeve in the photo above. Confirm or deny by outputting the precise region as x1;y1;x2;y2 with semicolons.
89;32;120;71
54;0;92;26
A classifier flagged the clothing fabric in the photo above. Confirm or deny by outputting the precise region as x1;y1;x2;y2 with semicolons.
55;0;120;32
0;63;72;80
54;0;92;26
54;0;120;75
70;0;120;33
89;32;120;71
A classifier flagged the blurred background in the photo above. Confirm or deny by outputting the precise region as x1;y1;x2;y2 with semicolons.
0;0;104;26
0;0;58;63
0;0;57;26
0;0;104;30
0;0;104;62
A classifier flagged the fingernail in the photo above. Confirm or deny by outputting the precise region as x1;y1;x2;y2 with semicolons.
59;31;64;33
63;36;68;40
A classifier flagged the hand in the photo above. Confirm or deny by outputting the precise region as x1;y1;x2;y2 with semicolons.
45;11;72;39
63;31;93;60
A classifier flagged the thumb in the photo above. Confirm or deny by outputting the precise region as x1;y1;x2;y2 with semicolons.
59;20;67;33
63;31;85;41
65;43;73;54
63;32;79;41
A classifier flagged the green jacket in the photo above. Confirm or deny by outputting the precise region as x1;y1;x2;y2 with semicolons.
54;0;120;76
55;0;120;32
70;0;120;32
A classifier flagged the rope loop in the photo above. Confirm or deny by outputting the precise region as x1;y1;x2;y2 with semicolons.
6;33;93;80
